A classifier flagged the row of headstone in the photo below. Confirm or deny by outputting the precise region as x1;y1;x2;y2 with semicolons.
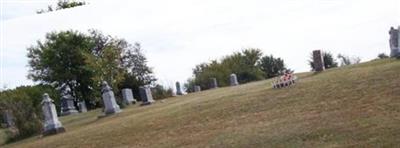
189;73;239;93
40;81;155;136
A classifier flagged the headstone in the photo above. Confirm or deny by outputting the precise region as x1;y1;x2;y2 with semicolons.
194;85;201;92
229;73;239;86
60;85;79;116
389;26;400;57
312;50;325;72
2;110;14;128
101;81;121;115
41;93;65;136
175;82;183;95
209;78;218;89
139;85;154;105
78;101;87;113
122;88;136;105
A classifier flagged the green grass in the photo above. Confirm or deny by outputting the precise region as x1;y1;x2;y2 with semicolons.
3;59;400;147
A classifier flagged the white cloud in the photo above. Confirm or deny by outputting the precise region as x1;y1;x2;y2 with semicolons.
1;0;400;90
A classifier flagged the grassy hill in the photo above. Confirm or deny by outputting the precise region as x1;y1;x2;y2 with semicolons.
3;59;400;147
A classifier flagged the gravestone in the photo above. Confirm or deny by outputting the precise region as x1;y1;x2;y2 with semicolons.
2;110;14;128
139;85;155;105
60;85;79;116
78;101;87;113
209;78;218;89
176;82;183;95
122;88;136;105
194;85;201;92
230;73;239;86
41;93;65;136
389;26;400;57
101;81;121;115
313;50;325;72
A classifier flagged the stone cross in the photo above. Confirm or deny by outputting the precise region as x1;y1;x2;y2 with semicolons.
78;101;87;113
176;82;183;95
312;50;325;72
122;88;136;105
209;78;218;89
41;93;65;136
389;26;400;57
194;85;201;92
139;85;155;105
60;85;79;116
101;81;121;115
229;73;239;86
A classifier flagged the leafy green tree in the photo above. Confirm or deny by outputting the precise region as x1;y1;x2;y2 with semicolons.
27;30;156;107
37;0;86;14
308;51;338;71
258;55;286;78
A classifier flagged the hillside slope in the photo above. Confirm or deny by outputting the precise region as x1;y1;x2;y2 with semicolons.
4;59;400;148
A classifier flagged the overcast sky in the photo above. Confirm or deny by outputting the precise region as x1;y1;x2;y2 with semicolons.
1;0;400;90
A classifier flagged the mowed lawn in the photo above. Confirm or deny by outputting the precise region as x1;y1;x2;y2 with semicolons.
3;59;400;147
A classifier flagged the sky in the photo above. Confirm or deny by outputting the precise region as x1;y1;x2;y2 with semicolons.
1;0;400;91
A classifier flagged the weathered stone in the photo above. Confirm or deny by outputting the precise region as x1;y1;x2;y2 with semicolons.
230;73;239;86
101;81;121;115
139;85;154;105
313;50;325;72
78;101;87;113
176;82;183;95
122;88;136;105
2;110;14;128
41;93;65;136
209;78;218;89
194;85;201;92
60;85;78;116
389;26;400;57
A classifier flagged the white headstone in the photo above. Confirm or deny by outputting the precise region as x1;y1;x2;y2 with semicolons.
101;81;121;115
176;82;183;95
41;93;65;136
210;78;218;89
194;85;201;92
229;73;239;86
78;101;87;113
122;88;136;105
139;85;154;105
2;110;14;128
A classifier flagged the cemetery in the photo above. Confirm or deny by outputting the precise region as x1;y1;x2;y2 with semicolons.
1;0;399;147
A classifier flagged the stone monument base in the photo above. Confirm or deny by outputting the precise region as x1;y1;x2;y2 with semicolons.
42;127;65;136
60;110;79;116
140;101;153;106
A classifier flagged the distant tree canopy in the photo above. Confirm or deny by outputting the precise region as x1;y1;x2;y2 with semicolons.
37;0;86;14
27;30;156;107
185;49;288;92
308;51;338;71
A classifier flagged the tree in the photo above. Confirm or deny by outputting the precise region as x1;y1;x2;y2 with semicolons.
37;0;86;14
258;55;286;78
308;51;338;71
337;54;361;66
27;30;156;108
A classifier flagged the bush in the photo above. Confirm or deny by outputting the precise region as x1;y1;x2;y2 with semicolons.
0;85;58;142
258;55;286;78
151;85;173;100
